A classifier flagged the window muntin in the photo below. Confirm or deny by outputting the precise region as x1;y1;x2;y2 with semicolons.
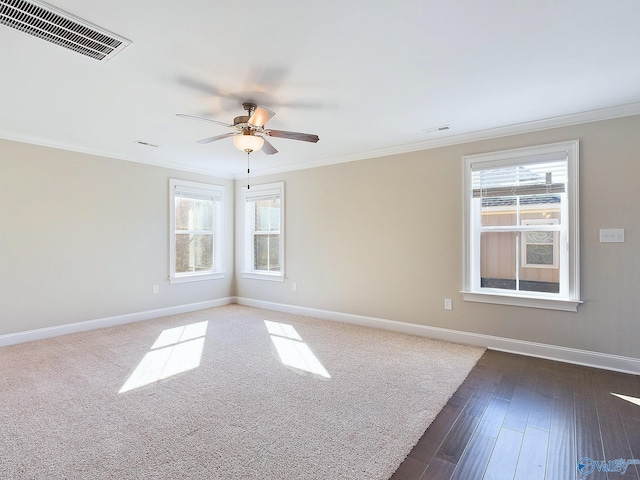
170;179;225;283
462;141;580;311
242;182;285;281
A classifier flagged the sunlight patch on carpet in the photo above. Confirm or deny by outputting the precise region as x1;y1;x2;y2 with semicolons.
119;321;208;393
265;320;331;378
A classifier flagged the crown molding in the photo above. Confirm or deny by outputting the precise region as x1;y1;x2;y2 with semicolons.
0;130;234;179
243;101;640;179
3;101;640;180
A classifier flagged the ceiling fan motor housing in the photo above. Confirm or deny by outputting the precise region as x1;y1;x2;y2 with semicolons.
234;115;250;127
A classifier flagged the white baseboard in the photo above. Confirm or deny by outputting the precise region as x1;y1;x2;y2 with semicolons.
3;295;638;375
234;297;640;375
0;297;234;348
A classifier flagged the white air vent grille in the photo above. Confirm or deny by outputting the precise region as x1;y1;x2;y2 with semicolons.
0;0;131;61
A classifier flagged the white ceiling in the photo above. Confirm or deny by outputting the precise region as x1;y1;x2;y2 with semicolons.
2;0;640;178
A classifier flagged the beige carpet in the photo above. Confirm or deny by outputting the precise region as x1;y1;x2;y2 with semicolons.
0;305;484;479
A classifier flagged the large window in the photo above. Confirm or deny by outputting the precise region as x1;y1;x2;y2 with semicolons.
241;182;285;281
169;179;225;283
462;141;581;311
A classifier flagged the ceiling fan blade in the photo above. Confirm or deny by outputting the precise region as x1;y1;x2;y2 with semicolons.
197;132;238;144
266;129;319;143
248;106;275;128
175;113;233;128
261;138;278;155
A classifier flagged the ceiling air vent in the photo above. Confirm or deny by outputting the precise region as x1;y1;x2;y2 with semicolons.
0;0;131;61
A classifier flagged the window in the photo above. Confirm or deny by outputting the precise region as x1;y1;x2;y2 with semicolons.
242;182;285;281
169;179;225;283
462;141;581;311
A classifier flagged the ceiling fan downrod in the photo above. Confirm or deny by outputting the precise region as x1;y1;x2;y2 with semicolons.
243;102;256;117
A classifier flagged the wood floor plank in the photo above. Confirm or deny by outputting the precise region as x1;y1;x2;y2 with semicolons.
597;389;638;458
574;369;606;467
450;432;496;480
433;412;483;465
594;379;640;479
407;382;476;463
502;384;534;433
622;415;640;479
483;427;524;480
546;382;576;480
610;371;640;478
392;350;640;480
433;388;493;465
514;426;548;480
526;371;554;432
476;396;510;438
493;354;527;401
407;403;466;464
419;457;456;480
389;456;427;480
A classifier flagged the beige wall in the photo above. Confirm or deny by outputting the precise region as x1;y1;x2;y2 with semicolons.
237;115;640;359
0;140;234;335
2;115;638;360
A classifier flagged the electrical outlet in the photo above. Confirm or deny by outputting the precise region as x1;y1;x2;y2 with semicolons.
152;285;159;294
444;298;452;310
292;283;297;292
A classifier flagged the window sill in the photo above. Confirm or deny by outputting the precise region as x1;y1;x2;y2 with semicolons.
461;290;582;312
241;271;285;282
169;272;225;284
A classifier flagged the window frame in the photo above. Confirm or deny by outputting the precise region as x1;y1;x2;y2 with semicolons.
461;141;581;312
169;179;225;283
241;181;285;282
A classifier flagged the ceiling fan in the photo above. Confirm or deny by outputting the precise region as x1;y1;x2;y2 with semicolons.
176;102;319;155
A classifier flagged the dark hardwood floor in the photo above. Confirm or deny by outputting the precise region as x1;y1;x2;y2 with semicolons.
391;350;640;480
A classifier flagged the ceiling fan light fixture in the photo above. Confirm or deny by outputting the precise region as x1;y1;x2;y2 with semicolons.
233;133;264;153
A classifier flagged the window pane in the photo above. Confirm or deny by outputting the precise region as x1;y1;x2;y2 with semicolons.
175;233;213;273
519;195;562;224
175;197;214;231
481;198;517;226
254;234;280;271
480;231;517;290
526;244;554;265
526;231;554;244
255;199;280;232
520;254;560;293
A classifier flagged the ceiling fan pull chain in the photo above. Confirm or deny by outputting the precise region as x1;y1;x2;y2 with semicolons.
247;151;251;189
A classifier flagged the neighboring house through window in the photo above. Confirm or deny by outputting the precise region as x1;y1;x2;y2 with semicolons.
241;182;285;281
462;141;581;311
169;179;225;283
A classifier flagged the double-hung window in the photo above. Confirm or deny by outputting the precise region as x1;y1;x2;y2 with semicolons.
169;179;225;283
241;182;285;281
462;141;581;311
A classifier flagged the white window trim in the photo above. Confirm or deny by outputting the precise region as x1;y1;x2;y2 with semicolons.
461;140;581;312
241;182;285;282
169;179;225;283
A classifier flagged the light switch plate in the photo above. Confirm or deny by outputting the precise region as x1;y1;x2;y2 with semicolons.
599;229;625;243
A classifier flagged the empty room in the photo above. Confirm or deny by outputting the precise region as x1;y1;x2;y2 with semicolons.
1;1;639;479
